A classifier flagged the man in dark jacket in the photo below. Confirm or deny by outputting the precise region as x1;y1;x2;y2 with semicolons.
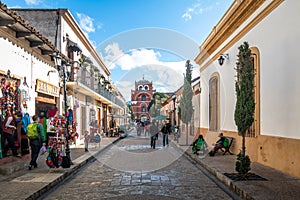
149;121;159;149
161;120;171;147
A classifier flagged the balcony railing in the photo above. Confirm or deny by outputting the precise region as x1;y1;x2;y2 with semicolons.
70;67;125;108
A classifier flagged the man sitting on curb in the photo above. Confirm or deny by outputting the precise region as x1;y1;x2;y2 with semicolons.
209;133;228;156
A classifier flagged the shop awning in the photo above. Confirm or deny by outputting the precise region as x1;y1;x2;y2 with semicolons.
154;115;168;120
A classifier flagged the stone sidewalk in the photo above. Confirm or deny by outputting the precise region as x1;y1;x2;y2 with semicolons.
1;131;300;200
0;136;120;200
171;137;300;200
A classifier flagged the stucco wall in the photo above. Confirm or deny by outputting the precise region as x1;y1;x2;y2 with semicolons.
246;0;300;139
198;0;300;178
256;135;300;178
0;37;58;116
201;127;300;178
200;0;300;139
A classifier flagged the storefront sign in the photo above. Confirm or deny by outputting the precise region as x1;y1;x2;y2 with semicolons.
35;96;56;104
36;79;59;97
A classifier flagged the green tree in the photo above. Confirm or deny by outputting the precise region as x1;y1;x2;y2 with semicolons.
234;41;255;176
185;60;192;84
127;103;135;121
181;60;194;145
148;92;169;118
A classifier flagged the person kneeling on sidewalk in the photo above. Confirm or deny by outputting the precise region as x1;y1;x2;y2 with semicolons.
192;134;206;155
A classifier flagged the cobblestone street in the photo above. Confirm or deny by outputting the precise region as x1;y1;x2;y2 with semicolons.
42;133;233;200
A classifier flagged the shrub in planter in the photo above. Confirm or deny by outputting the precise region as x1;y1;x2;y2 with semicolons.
235;152;251;177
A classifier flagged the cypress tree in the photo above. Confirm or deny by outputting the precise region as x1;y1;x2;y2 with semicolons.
181;60;194;145
234;41;255;176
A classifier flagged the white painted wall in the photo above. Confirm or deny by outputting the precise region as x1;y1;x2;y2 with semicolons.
60;16;108;77
0;37;58;116
192;94;201;128
200;0;300;139
247;0;300;139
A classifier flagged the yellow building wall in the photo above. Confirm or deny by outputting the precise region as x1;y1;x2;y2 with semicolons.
256;135;300;178
200;127;300;178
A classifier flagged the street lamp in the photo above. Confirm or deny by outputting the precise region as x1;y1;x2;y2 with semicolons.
172;94;176;126
54;52;72;168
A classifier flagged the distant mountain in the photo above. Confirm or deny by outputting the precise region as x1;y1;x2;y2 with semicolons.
116;65;183;101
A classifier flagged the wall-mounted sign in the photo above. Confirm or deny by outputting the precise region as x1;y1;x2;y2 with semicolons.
36;79;59;97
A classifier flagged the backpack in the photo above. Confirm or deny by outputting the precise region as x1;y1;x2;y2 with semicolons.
95;134;101;143
192;138;204;152
196;138;204;149
27;123;39;139
223;137;229;147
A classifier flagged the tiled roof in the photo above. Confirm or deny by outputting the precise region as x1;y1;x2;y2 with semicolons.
0;2;56;52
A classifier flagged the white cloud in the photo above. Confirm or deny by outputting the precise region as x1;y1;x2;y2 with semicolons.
76;13;95;33
102;42;200;79
182;13;192;21
182;2;205;21
115;63;200;101
103;43;124;69
96;23;103;30
25;0;42;5
103;43;161;70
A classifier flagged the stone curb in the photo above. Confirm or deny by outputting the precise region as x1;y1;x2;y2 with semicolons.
171;140;254;200
25;137;121;200
0;160;28;175
185;151;254;200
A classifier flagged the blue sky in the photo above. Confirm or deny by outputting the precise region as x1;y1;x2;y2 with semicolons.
3;0;232;100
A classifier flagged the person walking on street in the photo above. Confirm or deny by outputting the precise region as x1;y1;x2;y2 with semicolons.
149;121;159;149
161;120;171;147
15;111;23;156
145;122;150;136
84;131;90;152
27;115;46;170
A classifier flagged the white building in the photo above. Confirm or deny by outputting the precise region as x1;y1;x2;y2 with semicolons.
13;8;126;143
195;0;300;178
0;3;58;118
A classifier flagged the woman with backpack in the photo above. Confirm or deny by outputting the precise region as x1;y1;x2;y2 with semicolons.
27;115;46;170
